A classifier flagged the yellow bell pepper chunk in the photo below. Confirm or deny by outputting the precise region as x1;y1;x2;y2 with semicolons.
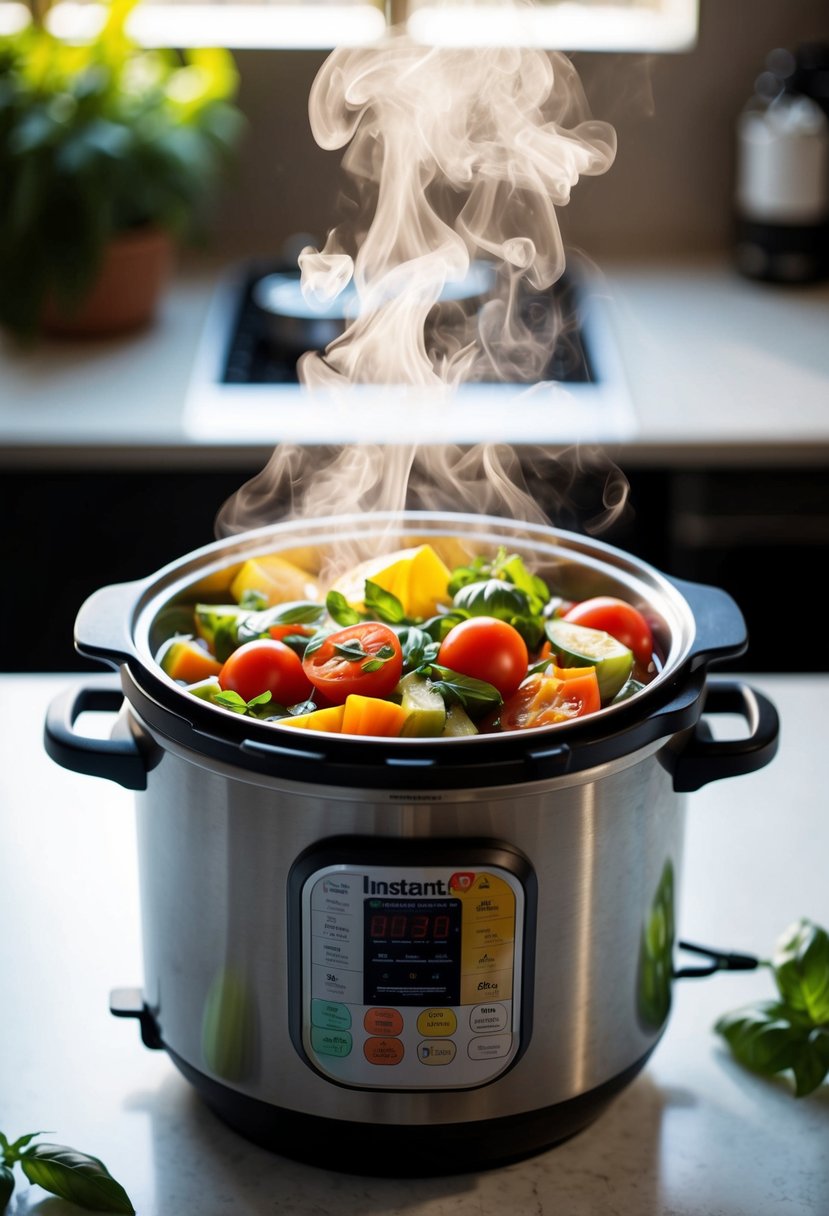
279;705;346;733
331;544;451;620
230;554;320;607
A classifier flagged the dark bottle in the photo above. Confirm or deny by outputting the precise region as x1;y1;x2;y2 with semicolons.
734;47;829;284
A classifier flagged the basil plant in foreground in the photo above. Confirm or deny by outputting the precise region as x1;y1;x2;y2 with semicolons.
0;1131;134;1214
716;918;829;1097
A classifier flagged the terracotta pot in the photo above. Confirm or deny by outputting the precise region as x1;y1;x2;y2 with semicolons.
42;226;175;337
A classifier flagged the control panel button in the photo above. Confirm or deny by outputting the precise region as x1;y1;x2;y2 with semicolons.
364;1007;404;1036
467;1033;512;1060
364;1037;405;1065
311;962;362;1004
469;1003;508;1033
311;1027;353;1058
311;999;352;1031
461;968;513;1006
418;1039;457;1066
416;1008;458;1037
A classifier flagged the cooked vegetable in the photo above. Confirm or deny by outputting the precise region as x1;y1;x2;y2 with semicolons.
563;596;654;668
158;637;223;683
230;554;319;607
499;666;601;731
302;622;404;705
437;616;528;700
219;639;312;706
545;618;634;702
397;672;447;737
161;541;661;737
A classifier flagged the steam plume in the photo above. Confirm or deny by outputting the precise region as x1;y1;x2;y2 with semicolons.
216;12;628;543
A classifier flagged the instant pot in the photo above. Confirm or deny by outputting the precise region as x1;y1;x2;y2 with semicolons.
44;512;779;1175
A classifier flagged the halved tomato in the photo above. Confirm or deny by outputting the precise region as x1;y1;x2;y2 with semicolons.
302;622;403;706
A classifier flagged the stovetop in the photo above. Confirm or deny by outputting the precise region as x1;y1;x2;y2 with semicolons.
183;256;637;447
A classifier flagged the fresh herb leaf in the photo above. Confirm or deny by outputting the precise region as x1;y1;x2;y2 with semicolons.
417;664;502;720
20;1143;135;1214
237;589;269;611
237;601;326;647
453;578;530;619
395;626;441;671
421;611;467;642
498;553;551;614
772;919;829;1025
334;639;370;662
714;918;829;1097
0;1164;14;1214
360;645;396;673
214;689;273;716
364;580;407;624
1;1131;46;1163
326;590;362;627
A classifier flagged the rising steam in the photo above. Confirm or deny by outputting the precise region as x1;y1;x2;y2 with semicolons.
216;9;629;544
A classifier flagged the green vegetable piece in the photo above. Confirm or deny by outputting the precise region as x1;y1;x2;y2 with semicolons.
611;677;647;705
395;625;441;671
20;1142;135;1213
545;618;634;702
193;604;250;662
772;919;829;1025
185;677;222;701
441;703;478;737
418;664;502;720
397;672;447;737
453;578;530;619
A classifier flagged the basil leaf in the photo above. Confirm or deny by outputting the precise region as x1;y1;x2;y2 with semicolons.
246;691;273;708
20;1143;134;1213
333;639;369;662
0;1164;13;1214
792;1028;829;1097
361;644;396;673
714;1001;802;1077
498;553;551;613
326;590;361;627
418;664;502;719
238;589;269;611
364;580;407;624
237;601;325;646
214;689;248;711
395;626;441;671
1;1130;45;1161
421;612;466;642
772;919;829;1025
453;578;530;619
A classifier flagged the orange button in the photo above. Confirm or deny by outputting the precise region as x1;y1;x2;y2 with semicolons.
363;1007;404;1036
363;1037;405;1065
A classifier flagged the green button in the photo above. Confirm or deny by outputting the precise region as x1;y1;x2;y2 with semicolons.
311;1027;353;1058
311;999;352;1031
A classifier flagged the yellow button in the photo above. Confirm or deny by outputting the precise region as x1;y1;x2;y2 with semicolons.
416;1008;458;1036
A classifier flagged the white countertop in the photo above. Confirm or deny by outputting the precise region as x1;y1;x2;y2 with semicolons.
2;255;828;469
1;673;827;1215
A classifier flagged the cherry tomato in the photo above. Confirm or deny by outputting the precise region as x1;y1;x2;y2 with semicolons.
302;622;403;706
500;666;601;731
563;597;654;667
219;639;312;706
437;616;528;701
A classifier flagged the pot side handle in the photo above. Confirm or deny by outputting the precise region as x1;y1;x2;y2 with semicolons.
44;676;147;792
672;679;780;793
74;579;147;668
667;576;748;668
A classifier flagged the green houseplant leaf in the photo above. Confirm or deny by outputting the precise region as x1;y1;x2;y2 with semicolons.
0;0;244;338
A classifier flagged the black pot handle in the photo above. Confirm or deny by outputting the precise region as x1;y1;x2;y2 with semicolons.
667;576;748;669
74;578;147;668
672;678;780;793
44;675;147;791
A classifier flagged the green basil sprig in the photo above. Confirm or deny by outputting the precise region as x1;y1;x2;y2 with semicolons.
416;664;502;719
451;579;545;650
0;1130;134;1214
715;918;829;1097
395;626;441;671
214;689;274;716
448;546;550;613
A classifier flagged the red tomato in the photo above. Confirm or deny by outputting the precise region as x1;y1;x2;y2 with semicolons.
219;639;312;706
500;667;601;731
302;622;403;706
563;596;654;667
437;616;528;701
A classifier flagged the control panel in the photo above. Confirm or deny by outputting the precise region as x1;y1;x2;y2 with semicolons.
293;849;531;1090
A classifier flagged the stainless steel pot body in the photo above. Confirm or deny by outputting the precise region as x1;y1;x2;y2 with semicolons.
129;717;682;1126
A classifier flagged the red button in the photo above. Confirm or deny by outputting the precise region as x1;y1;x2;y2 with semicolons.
364;1007;404;1036
363;1037;405;1065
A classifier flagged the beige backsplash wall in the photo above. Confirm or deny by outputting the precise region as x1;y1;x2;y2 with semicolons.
211;0;829;262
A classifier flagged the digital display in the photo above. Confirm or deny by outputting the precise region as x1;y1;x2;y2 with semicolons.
363;897;462;1006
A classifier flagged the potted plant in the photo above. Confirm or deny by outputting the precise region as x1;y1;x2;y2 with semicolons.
0;0;244;339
